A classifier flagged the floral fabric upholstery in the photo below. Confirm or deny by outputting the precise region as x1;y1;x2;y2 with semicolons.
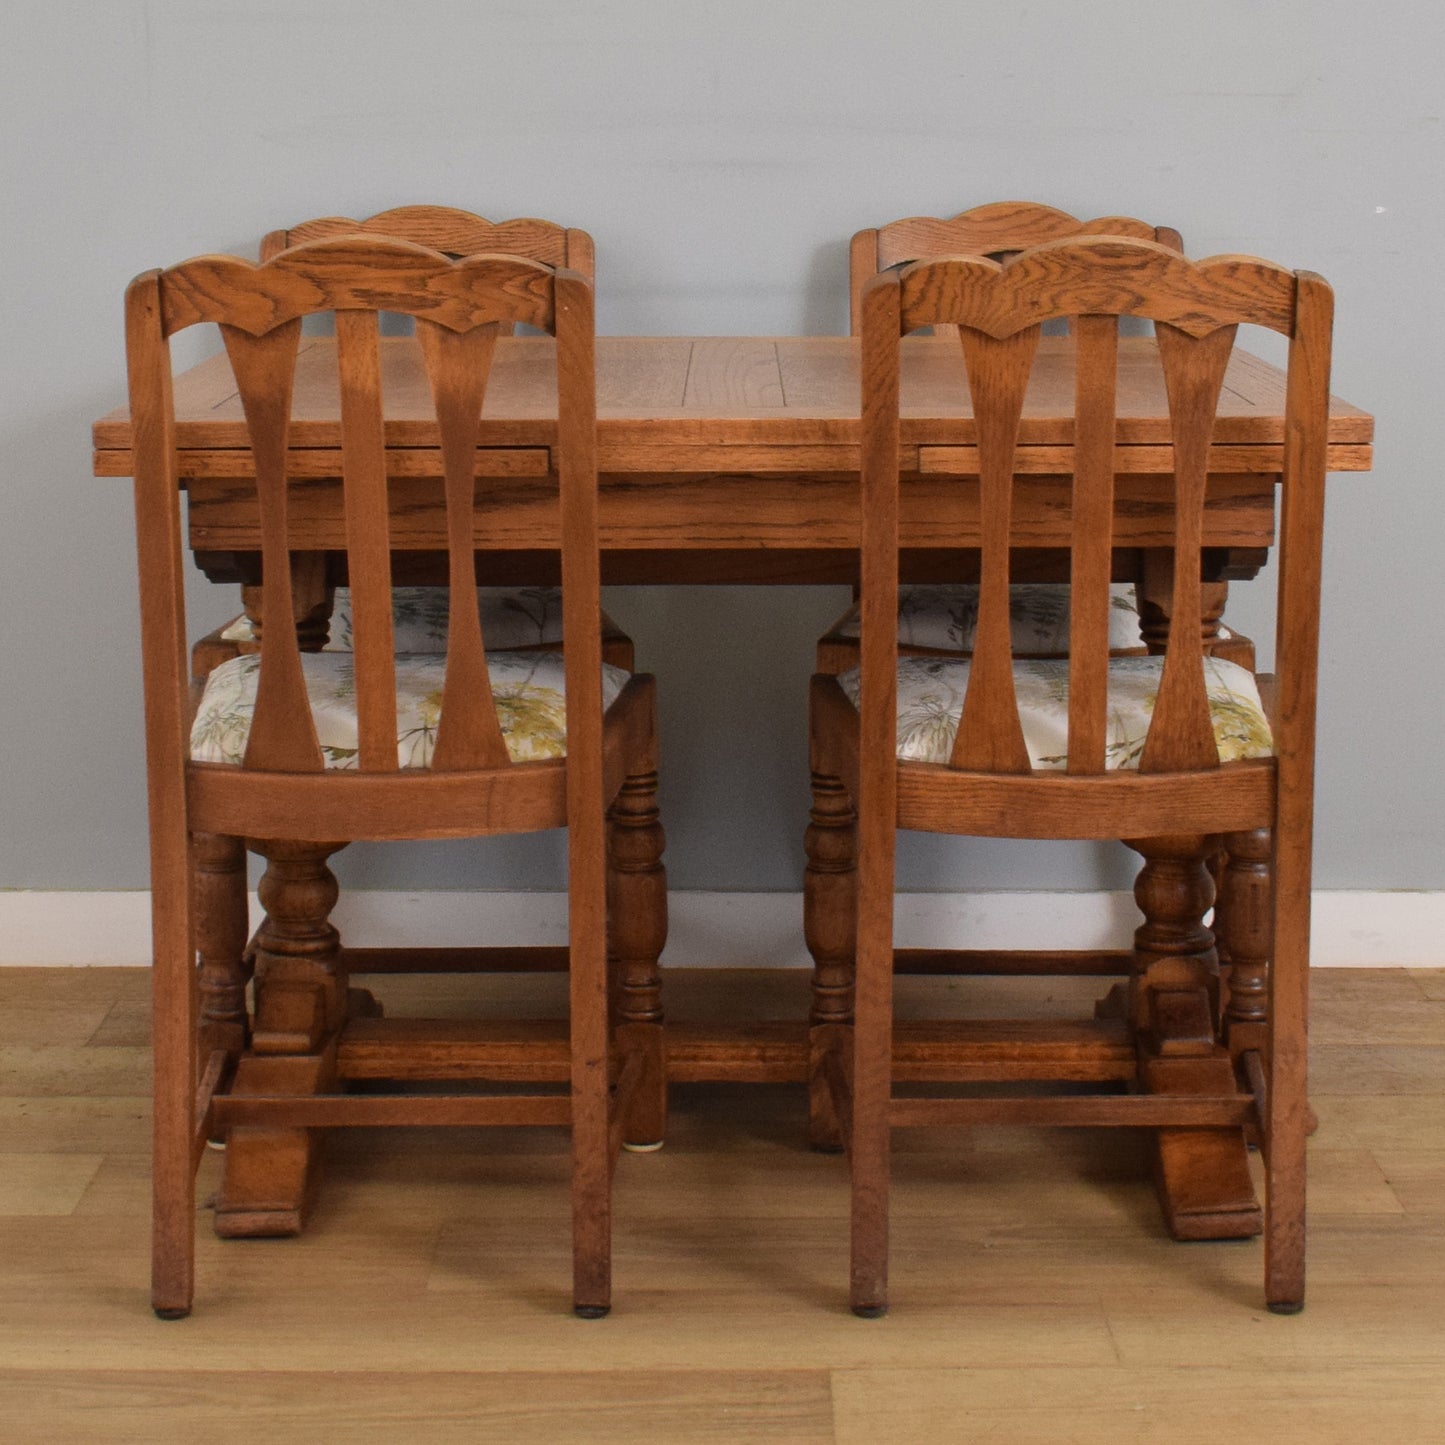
836;583;1142;655
191;649;627;769
219;587;565;653
837;654;1272;770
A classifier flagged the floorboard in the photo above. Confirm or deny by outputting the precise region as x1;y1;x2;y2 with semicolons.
0;965;1440;1441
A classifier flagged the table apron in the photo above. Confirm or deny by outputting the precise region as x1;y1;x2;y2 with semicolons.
184;470;1278;554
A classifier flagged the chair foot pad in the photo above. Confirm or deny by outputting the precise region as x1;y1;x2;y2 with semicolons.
621;1139;664;1153
574;1304;611;1320
153;1306;191;1321
851;1303;888;1319
1267;1300;1304;1316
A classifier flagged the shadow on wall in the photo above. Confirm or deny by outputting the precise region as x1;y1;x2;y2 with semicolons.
799;238;853;336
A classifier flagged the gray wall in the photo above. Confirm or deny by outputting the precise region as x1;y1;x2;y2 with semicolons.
3;0;1440;895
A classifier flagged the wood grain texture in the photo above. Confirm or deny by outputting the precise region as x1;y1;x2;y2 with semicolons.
260;207;595;352
819;237;1335;1315
896;242;1297;339
0;966;1441;1442
161;241;557;337
850;199;1182;338
124;244;663;1317
93;335;1375;458
262;207;590;273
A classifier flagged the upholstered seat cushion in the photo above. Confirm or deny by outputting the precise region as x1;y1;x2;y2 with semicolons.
835;583;1142;655
219;586;565;653
191;649;628;769
837;654;1272;770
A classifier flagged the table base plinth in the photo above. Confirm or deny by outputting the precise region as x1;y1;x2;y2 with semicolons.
208;1010;1261;1243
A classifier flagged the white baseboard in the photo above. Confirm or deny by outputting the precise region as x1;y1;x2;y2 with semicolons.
1;889;1440;969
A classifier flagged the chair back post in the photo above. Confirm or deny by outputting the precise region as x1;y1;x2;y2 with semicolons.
852;265;907;1308
555;265;605;945
856;269;905;935
125;267;199;1312
126;270;191;827
1264;268;1334;1298
550;263;611;1301
1273;273;1335;818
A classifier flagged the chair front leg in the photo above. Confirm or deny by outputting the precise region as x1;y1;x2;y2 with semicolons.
805;768;857;1153
607;764;668;1150
1219;828;1272;1066
192;832;252;1066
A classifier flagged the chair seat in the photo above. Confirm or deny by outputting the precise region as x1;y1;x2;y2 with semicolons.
834;582;1143;656
836;654;1272;770
220;586;566;653
191;649;629;769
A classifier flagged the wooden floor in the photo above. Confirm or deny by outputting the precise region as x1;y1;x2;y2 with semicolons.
2;965;1443;1443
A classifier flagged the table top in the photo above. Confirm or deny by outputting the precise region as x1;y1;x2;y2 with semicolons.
93;335;1374;475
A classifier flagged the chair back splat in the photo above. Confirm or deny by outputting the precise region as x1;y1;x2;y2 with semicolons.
826;235;1333;1318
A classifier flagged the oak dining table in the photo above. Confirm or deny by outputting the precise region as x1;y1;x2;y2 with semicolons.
93;332;1373;1243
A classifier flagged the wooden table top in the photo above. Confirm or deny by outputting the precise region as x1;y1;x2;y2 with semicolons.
93;335;1374;475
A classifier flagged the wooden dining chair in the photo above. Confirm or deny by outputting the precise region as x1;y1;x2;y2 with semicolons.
830;201;1252;673
187;206;650;1093
810;204;1253;1147
810;237;1331;1315
128;237;665;1319
197;206;611;674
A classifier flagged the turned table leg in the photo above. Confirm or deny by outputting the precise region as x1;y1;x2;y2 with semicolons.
607;767;668;1150
805;769;857;1153
213;839;347;1238
1138;551;1230;658
240;552;334;651
1126;834;1262;1241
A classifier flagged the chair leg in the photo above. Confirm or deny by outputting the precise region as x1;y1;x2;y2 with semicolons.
1265;827;1310;1313
607;766;668;1151
1207;838;1230;1002
1217;829;1273;1148
1219;829;1271;1065
213;840;347;1239
849;790;893;1319
571;1066;612;1318
850;895;891;1318
571;830;613;1317
192;833;252;1065
152;844;198;1319
805;768;857;1153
